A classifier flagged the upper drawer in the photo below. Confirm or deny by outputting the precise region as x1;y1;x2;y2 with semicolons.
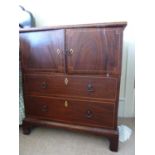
24;74;118;101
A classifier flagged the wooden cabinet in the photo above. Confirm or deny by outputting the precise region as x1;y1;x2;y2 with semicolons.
20;22;127;152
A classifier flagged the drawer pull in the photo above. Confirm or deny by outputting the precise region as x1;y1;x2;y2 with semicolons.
106;73;110;77
64;101;68;108
41;81;48;89
87;83;94;92
86;110;93;118
41;105;48;112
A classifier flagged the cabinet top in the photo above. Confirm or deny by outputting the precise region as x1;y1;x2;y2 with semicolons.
19;21;127;33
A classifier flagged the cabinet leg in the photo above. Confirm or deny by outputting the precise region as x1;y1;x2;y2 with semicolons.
22;121;32;135
109;134;119;152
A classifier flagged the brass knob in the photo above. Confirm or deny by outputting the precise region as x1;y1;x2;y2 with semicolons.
69;49;74;55
67;49;74;55
64;101;68;107
56;49;61;55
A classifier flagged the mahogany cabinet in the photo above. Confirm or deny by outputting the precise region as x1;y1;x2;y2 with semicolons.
20;22;127;152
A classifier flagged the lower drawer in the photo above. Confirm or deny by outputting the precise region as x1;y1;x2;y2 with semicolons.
25;96;115;129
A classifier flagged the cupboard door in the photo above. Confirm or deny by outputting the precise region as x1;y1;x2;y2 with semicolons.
20;30;65;72
66;28;122;74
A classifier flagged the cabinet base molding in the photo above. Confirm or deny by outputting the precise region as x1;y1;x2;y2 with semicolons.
22;118;119;152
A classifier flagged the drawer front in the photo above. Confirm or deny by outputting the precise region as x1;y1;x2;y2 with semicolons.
24;74;117;101
25;96;115;129
64;75;117;101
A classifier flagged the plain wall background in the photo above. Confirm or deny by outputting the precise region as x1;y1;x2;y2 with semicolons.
19;0;135;117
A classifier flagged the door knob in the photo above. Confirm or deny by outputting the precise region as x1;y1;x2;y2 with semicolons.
66;49;74;56
69;49;74;55
56;49;61;55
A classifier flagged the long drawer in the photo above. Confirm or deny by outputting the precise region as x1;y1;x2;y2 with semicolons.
24;74;117;101
25;96;115;129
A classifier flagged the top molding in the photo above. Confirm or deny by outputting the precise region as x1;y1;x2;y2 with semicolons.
19;21;127;33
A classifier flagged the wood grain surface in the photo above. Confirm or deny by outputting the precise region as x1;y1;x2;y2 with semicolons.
25;95;115;129
66;28;122;74
20;30;65;72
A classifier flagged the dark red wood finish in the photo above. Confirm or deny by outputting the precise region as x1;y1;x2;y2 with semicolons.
25;95;115;129
66;28;122;75
24;74;117;101
20;22;127;152
20;22;127;32
22;118;118;151
20;30;65;72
